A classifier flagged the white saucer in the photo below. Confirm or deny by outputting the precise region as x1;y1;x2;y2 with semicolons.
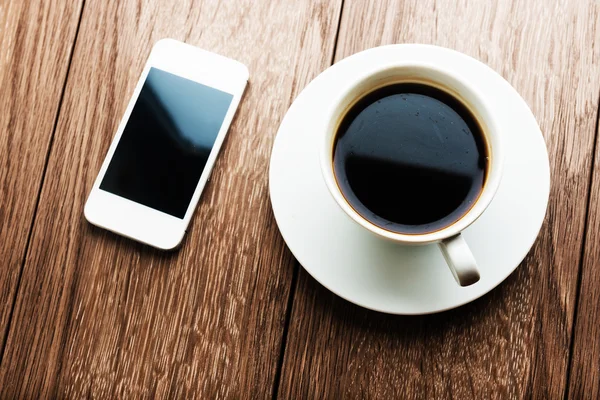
269;45;550;315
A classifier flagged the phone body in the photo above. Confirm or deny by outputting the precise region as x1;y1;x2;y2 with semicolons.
85;39;248;250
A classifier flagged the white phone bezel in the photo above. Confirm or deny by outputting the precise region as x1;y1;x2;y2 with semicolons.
84;39;248;250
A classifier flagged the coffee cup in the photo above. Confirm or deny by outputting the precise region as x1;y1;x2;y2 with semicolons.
320;62;503;287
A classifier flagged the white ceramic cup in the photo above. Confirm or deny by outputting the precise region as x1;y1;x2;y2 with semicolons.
320;62;503;287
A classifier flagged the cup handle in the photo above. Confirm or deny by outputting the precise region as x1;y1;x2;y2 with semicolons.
438;234;480;287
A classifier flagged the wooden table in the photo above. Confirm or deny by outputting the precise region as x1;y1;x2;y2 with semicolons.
1;0;599;398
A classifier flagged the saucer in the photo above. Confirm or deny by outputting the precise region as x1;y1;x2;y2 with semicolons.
269;45;550;315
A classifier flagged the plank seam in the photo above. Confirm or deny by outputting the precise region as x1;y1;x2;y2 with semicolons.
0;0;87;366
271;1;346;398
563;90;600;400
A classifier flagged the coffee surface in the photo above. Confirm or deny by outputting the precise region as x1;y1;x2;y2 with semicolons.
333;82;487;234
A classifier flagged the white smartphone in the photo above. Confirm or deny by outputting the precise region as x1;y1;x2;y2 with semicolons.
85;39;248;250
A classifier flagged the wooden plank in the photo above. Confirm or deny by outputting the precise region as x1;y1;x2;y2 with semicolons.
0;1;82;349
568;116;600;397
277;0;600;398
0;0;342;398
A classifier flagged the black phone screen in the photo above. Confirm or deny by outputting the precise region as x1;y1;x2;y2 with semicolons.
100;68;233;218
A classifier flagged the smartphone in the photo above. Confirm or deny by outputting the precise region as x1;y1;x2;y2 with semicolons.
85;39;248;250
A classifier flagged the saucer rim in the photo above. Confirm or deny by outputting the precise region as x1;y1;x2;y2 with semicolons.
269;44;550;315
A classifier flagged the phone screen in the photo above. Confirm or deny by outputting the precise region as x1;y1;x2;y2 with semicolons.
100;67;233;218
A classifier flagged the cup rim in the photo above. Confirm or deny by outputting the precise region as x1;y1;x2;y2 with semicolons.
320;61;504;244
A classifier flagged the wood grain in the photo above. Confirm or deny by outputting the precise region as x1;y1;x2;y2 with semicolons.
568;113;600;398
0;0;342;398
0;0;82;350
277;0;600;398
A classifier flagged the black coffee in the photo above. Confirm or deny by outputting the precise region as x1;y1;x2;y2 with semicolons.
333;82;488;234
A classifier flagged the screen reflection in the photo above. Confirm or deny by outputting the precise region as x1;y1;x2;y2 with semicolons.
100;68;233;218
